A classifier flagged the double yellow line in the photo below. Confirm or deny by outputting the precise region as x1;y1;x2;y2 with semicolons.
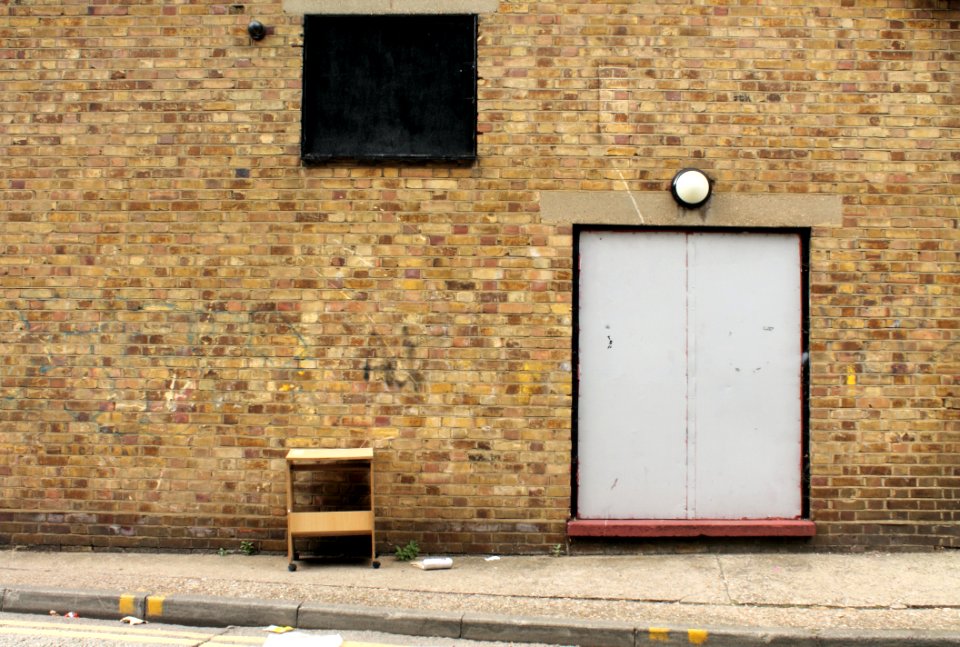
1;618;401;647
0;617;262;646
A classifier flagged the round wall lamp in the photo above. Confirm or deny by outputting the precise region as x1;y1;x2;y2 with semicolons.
247;19;267;41
670;168;713;209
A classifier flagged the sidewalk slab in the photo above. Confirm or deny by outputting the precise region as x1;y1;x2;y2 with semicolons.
2;548;960;646
720;553;960;608
2;583;960;647
398;555;729;604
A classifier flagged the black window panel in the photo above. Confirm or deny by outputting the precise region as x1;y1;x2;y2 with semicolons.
301;14;478;163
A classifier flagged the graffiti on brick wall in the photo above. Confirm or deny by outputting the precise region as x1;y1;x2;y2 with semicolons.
363;327;424;392
1;295;432;440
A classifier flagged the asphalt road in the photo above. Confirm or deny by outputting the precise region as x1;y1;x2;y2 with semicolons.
0;611;566;647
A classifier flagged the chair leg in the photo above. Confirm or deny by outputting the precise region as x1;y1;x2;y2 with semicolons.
287;532;296;571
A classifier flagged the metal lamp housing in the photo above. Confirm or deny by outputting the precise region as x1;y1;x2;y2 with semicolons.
248;20;267;41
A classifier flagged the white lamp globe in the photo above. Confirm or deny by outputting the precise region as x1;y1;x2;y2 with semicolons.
671;169;712;208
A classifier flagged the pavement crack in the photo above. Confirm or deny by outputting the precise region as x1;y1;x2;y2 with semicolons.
715;555;736;606
194;625;236;647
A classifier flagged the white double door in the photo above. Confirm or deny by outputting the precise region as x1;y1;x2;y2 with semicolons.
576;230;804;520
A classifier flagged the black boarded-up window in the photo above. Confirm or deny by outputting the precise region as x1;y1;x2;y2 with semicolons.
301;14;478;163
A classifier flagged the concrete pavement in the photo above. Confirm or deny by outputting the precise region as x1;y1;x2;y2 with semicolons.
2;548;959;646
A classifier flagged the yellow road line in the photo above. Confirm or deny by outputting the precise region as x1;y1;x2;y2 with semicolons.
1;619;402;647
0;626;199;645
1;618;211;639
207;636;268;644
0;623;262;646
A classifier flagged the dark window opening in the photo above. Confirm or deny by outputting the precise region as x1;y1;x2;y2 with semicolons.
301;14;478;163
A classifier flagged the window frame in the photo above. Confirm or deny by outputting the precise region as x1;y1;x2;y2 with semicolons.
300;13;479;164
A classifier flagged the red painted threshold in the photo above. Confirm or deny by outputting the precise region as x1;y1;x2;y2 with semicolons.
567;519;816;538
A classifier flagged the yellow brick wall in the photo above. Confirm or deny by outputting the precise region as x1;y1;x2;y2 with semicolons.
0;0;957;552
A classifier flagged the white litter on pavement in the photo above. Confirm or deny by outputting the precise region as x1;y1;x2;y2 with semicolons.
412;557;454;570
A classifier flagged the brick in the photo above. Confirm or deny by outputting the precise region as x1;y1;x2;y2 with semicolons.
0;0;957;554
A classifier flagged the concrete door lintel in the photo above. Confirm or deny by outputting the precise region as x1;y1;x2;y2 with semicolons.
540;190;842;228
